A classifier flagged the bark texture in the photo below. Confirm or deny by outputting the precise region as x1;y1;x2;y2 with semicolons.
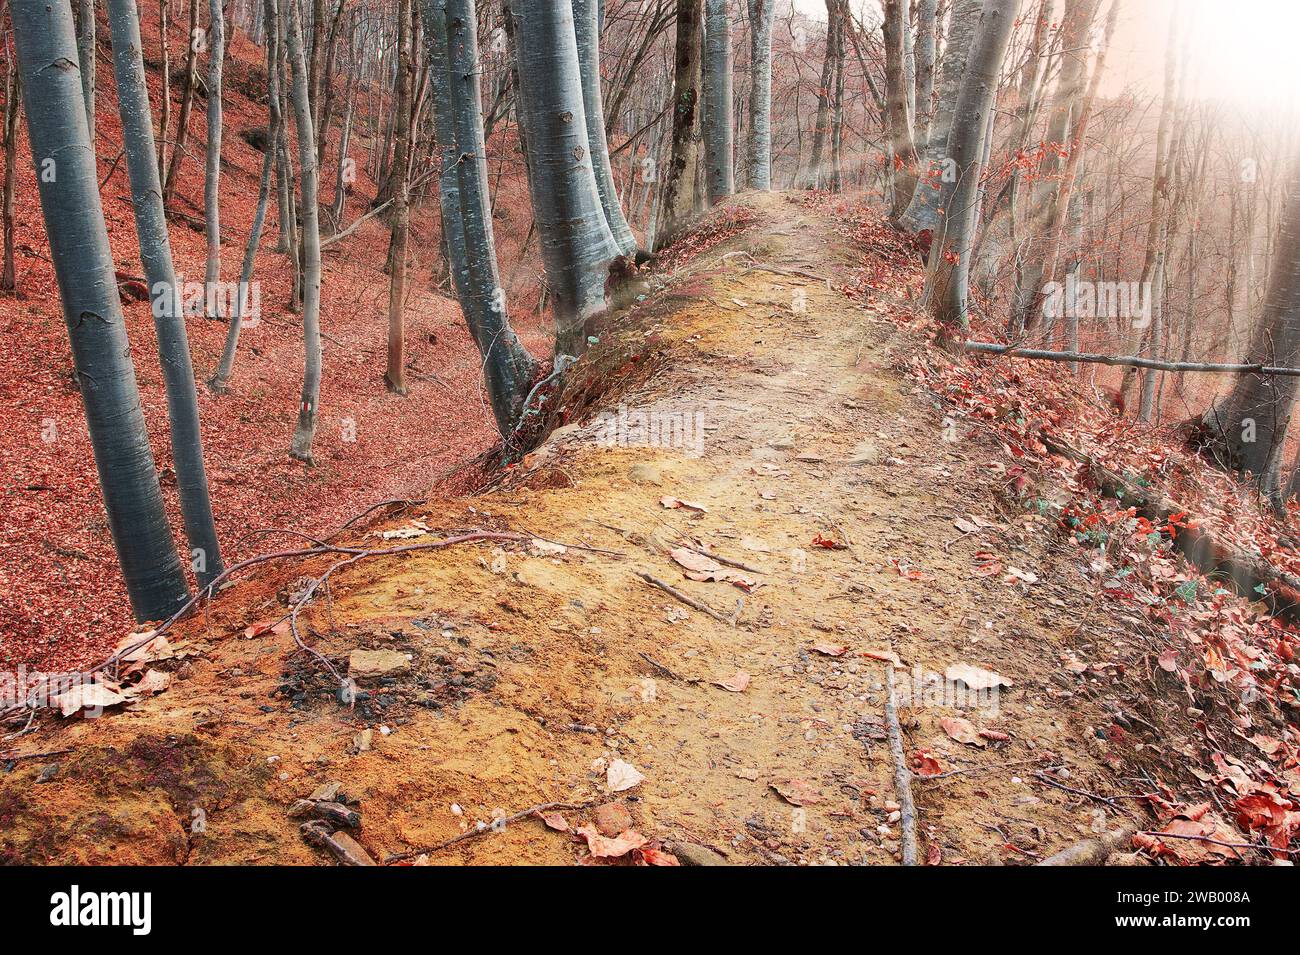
702;0;733;203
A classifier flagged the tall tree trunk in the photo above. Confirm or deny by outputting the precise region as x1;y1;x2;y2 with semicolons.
2;43;20;292
574;0;638;256
330;52;356;229
745;0;774;189
422;0;539;434
77;0;94;144
384;0;413;395
162;0;198;203
209;0;281;394
702;0;733;203
13;0;190;620
158;0;170;180
924;0;1021;331
203;0;223;311
107;0;224;587
883;0;918;219
1202;156;1300;500
802;0;837;190
659;0;703;245
285;0;323;463
508;0;619;358
1008;0;1102;335
899;0;980;234
912;0;937;148
315;0;345;166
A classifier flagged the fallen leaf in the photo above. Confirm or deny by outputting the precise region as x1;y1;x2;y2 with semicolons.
660;496;708;513
941;716;986;747
244;619;290;639
714;671;751;692
606;759;646;792
53;682;127;718
953;518;979;535
539;812;570;832
771;778;823;806
576;825;648;858
912;749;944;778
1157;648;1179;672
812;532;846;549
637;846;681;866
810;642;847;657
131;670;171;696
944;663;1013;692
862;649;903;667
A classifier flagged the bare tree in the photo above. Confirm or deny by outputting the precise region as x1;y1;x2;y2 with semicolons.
702;0;733;202
659;0;703;244
203;0;224;311
13;0;190;620
745;0;774;189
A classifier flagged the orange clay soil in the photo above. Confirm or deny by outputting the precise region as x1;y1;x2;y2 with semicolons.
1;193;1151;865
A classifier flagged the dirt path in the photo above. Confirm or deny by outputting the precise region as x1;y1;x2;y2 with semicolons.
1;193;1141;865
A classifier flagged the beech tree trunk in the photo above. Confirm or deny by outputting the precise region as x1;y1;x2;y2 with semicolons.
912;0;937;148
421;0;539;435
702;0;733;203
2;45;19;292
13;0;190;620
162;0;198;203
285;0;323;463
158;0;169;180
899;0;980;235
924;0;1021;331
209;0;281;394
107;0;224;587
883;0;918;219
1201;157;1300;500
745;0;774;189
659;0;703;245
509;0;620;358
384;0;413;395
77;0;94;144
802;0;840;191
203;0;224;310
574;0;638;256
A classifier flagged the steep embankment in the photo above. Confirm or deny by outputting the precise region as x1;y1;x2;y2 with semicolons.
2;193;1293;866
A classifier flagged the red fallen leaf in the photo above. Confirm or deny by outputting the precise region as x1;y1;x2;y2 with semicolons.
978;729;1011;743
539;812;569;832
810;641;847;657
714;671;751;692
862;649;902;666
888;557;933;581
941;716;986;747
1157;648;1179;672
811;532;846;549
244;619;289;639
912;749;944;778
925;842;942;865
972;551;1003;577
771;778;823;806
575;825;648;859
636;847;681;866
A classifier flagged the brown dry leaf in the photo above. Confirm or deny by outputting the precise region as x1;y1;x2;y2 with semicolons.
131;669;172;696
1157;648;1180;672
953;517;979;535
660;496;708;513
540;812;570;832
670;548;757;590
770;778;823;806
714;671;751;692
576;825;648;859
941;716;986;748
945;663;1012;691
53;682;127;718
116;631;168;663
244;619;290;640
862;649;903;667
912;749;944;778
810;642;847;657
637;846;681;866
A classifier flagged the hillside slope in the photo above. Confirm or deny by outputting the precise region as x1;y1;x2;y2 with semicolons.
8;191;1243;866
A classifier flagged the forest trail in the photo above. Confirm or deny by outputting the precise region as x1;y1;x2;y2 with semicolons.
2;192;1146;865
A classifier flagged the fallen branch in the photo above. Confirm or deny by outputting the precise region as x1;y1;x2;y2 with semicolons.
884;666;919;866
384;800;592;862
964;342;1300;377
1042;432;1300;624
634;571;730;623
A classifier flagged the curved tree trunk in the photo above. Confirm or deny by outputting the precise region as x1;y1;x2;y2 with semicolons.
285;0;323;463
209;0;281;394
107;0;224;588
924;0;1021;331
574;0;638;256
702;0;733;203
13;0;190;621
745;0;774;190
203;0;224;312
422;0;540;435
899;0;980;235
509;0;619;358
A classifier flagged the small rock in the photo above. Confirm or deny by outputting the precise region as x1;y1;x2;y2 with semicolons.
593;803;634;837
348;649;411;681
352;728;373;753
669;841;730;866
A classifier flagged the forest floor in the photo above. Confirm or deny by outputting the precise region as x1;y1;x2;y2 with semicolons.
12;190;1298;866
